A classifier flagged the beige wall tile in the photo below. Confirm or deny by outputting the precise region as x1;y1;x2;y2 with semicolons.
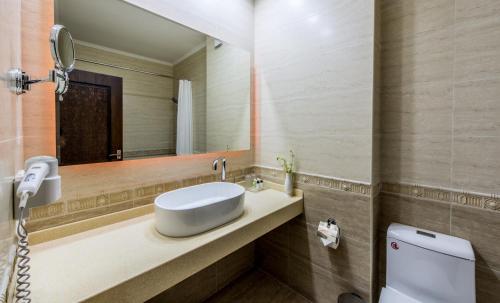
256;224;289;284
381;29;454;87
147;264;217;303
476;265;500;303
380;0;454;42
288;253;370;303
451;205;500;270
67;197;99;213
376;231;387;297
454;0;500;82
217;243;255;289
0;0;22;287
254;172;374;302
453;78;500;137
258;134;373;183
381;134;452;187
135;184;164;198
56;151;252;201
21;0;56;159
109;190;134;204
381;82;453;136
258;222;289;249
452;136;500;194
380;0;500;196
27;201;135;232
29;202;65;220
288;219;371;284
371;193;381;299
148;244;255;303
133;197;155;207
254;0;376;183
379;193;451;234
206;269;311;303
380;0;455;189
298;184;371;244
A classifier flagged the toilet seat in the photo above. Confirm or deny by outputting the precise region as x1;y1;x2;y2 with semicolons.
379;287;420;303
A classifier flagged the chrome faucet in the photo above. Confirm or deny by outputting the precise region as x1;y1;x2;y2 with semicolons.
212;157;226;181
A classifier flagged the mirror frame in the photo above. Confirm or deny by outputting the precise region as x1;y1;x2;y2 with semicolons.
49;24;76;72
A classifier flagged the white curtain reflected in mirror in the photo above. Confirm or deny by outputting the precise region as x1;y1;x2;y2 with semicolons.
176;80;193;155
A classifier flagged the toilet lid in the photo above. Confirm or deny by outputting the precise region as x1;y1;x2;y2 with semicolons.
379;287;420;303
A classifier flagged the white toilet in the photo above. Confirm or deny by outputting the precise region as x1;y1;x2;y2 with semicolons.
379;223;476;303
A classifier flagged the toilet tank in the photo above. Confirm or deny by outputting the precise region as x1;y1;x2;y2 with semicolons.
386;223;475;303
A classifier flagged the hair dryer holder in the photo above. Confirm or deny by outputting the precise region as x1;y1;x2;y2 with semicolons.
13;156;61;219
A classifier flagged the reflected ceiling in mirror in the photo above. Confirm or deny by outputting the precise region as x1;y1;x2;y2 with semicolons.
54;0;251;165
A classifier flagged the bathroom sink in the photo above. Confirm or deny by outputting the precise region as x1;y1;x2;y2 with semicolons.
154;182;245;237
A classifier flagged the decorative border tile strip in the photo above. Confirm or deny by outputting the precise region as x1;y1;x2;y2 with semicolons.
252;166;499;213
382;183;500;212
252;166;373;196
26;167;255;232
27;163;497;232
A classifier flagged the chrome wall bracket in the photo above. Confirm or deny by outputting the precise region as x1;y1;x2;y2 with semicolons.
7;68;67;100
7;68;30;95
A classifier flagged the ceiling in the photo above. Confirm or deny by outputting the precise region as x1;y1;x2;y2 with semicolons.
55;0;207;64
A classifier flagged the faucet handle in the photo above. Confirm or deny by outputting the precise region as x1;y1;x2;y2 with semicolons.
212;157;227;181
212;157;226;170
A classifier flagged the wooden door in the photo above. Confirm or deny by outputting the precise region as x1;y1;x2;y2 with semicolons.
57;69;123;166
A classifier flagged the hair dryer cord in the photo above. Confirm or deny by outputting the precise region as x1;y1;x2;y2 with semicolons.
15;192;31;303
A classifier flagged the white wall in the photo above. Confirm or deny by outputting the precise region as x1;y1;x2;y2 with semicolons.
254;0;376;182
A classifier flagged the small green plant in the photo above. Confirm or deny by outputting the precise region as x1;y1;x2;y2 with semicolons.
276;150;295;174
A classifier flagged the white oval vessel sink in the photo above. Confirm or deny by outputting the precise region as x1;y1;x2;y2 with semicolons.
155;182;245;237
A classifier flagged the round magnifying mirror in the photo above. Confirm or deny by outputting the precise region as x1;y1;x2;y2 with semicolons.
50;24;75;72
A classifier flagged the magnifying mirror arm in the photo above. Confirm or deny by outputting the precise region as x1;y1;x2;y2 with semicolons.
7;68;68;96
6;24;75;98
24;69;57;85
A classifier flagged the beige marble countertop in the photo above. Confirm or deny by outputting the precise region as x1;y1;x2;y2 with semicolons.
29;187;303;303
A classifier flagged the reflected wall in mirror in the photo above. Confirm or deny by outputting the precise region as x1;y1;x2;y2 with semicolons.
54;0;251;165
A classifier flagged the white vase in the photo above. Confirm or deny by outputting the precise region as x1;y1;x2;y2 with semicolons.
284;173;293;196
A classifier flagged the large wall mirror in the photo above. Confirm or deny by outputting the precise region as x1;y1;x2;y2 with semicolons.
54;0;251;165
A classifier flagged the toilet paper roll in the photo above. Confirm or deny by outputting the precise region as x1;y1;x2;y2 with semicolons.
317;220;340;249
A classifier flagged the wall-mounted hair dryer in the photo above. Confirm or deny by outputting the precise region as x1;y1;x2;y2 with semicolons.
13;156;61;302
14;156;61;219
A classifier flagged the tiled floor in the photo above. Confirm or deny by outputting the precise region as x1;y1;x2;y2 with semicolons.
204;269;311;303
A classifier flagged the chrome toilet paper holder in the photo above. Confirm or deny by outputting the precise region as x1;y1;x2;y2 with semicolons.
317;218;340;249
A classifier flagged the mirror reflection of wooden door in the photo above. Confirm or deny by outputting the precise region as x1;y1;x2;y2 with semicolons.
56;69;123;166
